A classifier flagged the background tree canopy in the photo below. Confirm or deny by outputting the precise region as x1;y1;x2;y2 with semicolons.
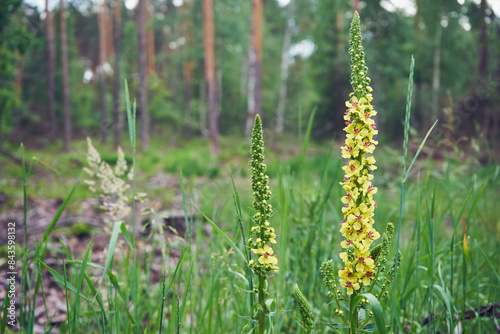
0;0;498;149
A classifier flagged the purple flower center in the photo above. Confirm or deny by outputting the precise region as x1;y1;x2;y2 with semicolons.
356;215;362;221
350;165;356;171
345;281;353;288
365;271;373;277
352;102;358;107
358;257;365;264
347;272;353;277
368;185;374;192
364;141;371;147
347;146;353;152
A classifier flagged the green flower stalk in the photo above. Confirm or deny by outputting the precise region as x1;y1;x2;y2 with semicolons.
338;11;380;296
294;284;315;333
247;114;278;333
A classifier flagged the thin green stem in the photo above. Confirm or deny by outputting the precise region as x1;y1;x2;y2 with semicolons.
258;275;266;334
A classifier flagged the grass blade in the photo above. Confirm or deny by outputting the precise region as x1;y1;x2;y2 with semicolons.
194;204;247;263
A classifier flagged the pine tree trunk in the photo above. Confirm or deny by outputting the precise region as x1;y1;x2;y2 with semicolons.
431;15;442;126
493;28;500;138
98;0;108;143
478;0;490;137
203;0;219;155
60;0;71;151
199;64;208;138
245;0;263;135
145;0;155;75
46;0;57;141
112;0;121;148
138;0;149;150
275;0;293;136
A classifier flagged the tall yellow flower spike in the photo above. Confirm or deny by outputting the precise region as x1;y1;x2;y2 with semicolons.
338;11;380;295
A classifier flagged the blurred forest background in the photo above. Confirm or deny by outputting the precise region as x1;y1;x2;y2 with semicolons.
0;0;499;154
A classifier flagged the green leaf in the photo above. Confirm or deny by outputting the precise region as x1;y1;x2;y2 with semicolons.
361;323;377;333
38;260;93;303
96;221;133;297
325;322;350;329
362;293;387;334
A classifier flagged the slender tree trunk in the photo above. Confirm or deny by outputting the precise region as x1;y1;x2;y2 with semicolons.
199;66;208;138
493;26;500;138
245;0;263;135
98;0;108;143
478;0;490;137
182;0;194;109
60;0;71;151
145;0;155;75
431;14;442;126
478;0;488;77
414;0;421;130
245;48;256;135
203;0;219;155
275;0;294;136
46;0;57;140
138;0;149;150
112;0;121;148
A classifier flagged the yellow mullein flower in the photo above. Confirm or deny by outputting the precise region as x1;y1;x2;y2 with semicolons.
252;245;279;269
340;278;360;296
337;11;381;295
342;160;363;178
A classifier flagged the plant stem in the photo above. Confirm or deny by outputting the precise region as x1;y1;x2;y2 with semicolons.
349;294;359;334
258;275;266;334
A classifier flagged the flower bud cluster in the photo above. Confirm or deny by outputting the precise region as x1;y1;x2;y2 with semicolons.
338;11;381;296
248;115;279;273
294;284;315;333
320;260;337;295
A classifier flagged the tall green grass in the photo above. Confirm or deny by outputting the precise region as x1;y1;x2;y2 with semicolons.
2;85;499;333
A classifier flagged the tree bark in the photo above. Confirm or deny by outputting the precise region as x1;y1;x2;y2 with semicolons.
98;0;108;143
275;0;293;136
60;0;71;151
145;0;155;75
112;0;121;148
182;0;194;109
493;24;499;138
431;12;442;127
245;0;263;136
478;0;488;78
138;0;149;150
45;0;57;141
478;0;490;137
203;0;219;155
